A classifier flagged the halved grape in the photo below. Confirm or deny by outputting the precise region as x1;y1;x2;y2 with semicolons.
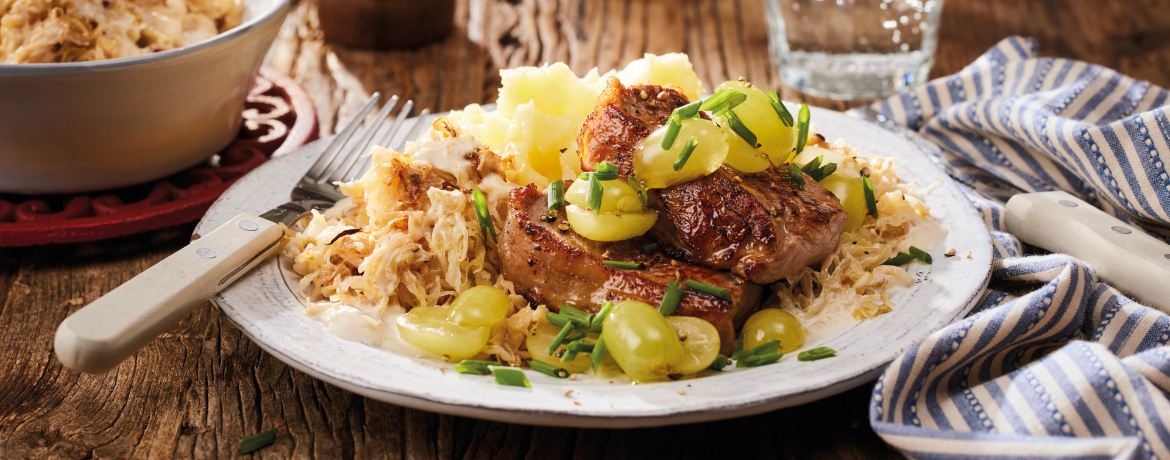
564;204;657;242
665;316;721;375
741;308;806;354
526;321;593;374
397;306;490;360
714;80;796;166
634;118;729;189
600;300;684;382
447;285;512;328
820;174;867;232
564;178;645;213
719;121;771;173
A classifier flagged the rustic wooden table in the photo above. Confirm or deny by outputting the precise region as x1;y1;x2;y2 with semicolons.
3;0;1168;458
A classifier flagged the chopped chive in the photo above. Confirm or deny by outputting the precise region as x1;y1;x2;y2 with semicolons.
547;322;574;355
800;155;823;175
564;332;586;343
737;340;780;362
699;88;748;115
591;336;608;372
560;305;594;326
238;428;278;454
528;359;570;378
795;104;810;155
683;279;730;300
641;243;658;254
708;354;730;371
561;339;585;362
741;349;784;367
472;189;496;244
596;161;619;174
810;163;837;182
662;116;683;150
628;175;648;205
604;260;644;270
489;366;531;388
590;301;614;332
787;163;805;190
863;176;878;218
674;100;702;120
568;341;595;354
797;347;837;361
454;360;496;375
545;311;573;328
725;110;757;147
733;334;745;357
882;253;915;266
766;91;794;127
658;280;684;316
587;173;604;215
673;136;699;171
908;246;933;265
547;179;565;214
581;170;618;181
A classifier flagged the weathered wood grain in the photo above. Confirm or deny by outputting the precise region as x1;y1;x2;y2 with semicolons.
1;0;1167;458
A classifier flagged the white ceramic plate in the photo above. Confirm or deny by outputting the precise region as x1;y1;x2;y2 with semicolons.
200;106;993;428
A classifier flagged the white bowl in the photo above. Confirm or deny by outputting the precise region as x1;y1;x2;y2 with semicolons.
0;0;290;194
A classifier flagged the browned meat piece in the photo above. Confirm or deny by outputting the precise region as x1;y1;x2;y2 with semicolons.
499;184;762;355
577;77;689;177
575;77;848;284
653;167;847;283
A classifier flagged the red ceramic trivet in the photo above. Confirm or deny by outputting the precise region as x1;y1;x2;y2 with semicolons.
0;66;318;247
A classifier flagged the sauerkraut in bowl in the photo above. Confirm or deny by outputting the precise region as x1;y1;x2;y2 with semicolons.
284;53;946;385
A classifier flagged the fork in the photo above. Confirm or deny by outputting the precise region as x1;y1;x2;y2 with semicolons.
55;93;432;373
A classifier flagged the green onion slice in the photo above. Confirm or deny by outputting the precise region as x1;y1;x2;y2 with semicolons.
800;155;823;175
662;116;683;150
882;253;916;266
863;176;878;218
658;280;684;316
564;332;586;343
547;179;565;214
683;279;730;300
604;260;644;270
787;163;805;190
708;354;730;371
699;88;748;116
472;189;497;244
568;341;595;354
673;100;702;120
489;366;531;388
766;91;794;127
238;429;278;454
587;173;604;215
596;161;619;174
741;349;784;367
628;175;648;205
797;347;837;361
795;104;811;155
590;301;614;332
736;339;779;362
726;110;757;147
547;322;575;355
908;246;933;265
528;359;570;378
641;243;658;254
454;359;496;375
591;336;608;372
559;305;594;326
812;163;837;182
673;136;699;171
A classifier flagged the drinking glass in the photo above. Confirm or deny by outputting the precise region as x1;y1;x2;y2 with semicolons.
763;0;945;100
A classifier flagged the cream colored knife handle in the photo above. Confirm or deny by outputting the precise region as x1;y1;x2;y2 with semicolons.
54;214;284;373
1005;191;1170;313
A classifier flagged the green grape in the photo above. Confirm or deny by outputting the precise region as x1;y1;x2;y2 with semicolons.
741;308;806;354
713;80;796;166
564;177;645;213
564;205;657;242
447;285;512;328
634;118;729;189
526;321;593;374
397;306;490;361
819;174;867;232
665;316;721;375
719;121;771;173
600;300;684;382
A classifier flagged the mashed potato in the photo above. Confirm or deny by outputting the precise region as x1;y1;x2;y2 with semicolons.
0;0;243;63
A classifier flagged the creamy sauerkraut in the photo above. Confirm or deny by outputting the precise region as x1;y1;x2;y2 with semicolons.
0;0;243;63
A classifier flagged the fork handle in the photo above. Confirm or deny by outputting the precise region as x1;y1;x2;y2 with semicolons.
55;214;284;373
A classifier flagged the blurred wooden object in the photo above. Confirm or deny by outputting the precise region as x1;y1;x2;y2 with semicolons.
317;0;455;49
2;0;1169;458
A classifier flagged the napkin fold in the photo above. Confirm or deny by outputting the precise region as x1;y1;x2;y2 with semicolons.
864;37;1170;459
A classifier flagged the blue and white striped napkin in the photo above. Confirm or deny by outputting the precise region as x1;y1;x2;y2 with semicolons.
862;37;1170;459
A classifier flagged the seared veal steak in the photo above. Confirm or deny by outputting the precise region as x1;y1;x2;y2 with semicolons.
499;184;762;354
576;78;847;284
